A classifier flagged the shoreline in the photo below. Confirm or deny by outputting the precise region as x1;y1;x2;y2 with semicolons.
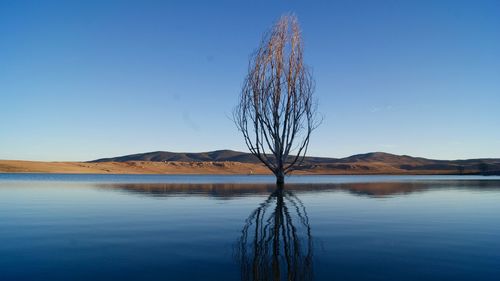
0;160;492;176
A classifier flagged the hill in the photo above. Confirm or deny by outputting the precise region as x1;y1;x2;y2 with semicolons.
89;150;500;175
1;150;499;175
91;150;264;164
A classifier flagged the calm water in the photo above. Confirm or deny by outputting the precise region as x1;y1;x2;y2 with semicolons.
1;174;500;281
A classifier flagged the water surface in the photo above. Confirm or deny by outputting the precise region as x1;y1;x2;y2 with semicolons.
1;174;499;280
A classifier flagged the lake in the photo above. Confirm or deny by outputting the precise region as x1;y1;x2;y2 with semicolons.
1;174;499;281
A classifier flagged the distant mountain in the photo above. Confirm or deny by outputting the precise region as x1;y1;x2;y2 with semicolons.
90;150;500;175
91;149;342;164
91;150;263;163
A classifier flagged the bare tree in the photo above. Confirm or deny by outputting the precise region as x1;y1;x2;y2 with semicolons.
234;15;320;186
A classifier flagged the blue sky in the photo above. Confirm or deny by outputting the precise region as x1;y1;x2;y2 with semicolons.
1;0;499;161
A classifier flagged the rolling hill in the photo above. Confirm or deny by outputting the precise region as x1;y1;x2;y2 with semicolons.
91;150;264;164
1;150;499;175
89;150;500;175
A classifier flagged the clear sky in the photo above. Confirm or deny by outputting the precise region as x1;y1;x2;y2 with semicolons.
1;0;499;161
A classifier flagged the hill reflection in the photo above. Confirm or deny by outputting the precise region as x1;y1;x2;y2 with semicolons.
96;180;500;199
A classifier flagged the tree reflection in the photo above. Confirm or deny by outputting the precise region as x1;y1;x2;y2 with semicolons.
235;189;313;281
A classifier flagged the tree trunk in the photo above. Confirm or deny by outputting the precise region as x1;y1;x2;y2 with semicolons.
275;170;285;188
